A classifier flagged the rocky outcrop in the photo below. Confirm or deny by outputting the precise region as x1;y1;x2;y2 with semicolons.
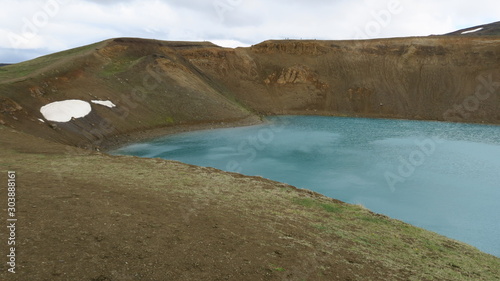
250;40;330;55
192;37;500;120
264;65;328;88
0;97;23;113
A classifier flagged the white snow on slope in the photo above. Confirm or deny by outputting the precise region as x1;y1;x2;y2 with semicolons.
91;100;116;108
461;27;484;34
40;100;91;122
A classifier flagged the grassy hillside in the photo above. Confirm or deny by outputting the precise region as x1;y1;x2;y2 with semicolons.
0;42;104;83
1;126;499;280
0;38;259;149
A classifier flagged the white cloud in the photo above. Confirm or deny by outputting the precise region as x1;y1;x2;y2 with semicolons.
0;0;498;62
211;39;250;48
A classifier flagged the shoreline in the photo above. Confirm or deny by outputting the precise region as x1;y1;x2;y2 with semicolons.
100;115;264;151
100;112;500;153
100;112;500;152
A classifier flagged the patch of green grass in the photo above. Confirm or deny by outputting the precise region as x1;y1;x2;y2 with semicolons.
293;198;315;207
292;198;342;213
319;203;341;213
0;41;104;81
149;116;176;127
274;267;286;272
99;56;144;76
312;223;328;231
423;239;445;252
356;236;374;245
270;265;286;272
358;215;391;225
165;116;175;124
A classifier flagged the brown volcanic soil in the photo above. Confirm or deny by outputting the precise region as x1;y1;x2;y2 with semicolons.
1;35;500;280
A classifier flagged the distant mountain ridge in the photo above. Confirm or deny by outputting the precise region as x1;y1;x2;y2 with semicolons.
445;21;500;36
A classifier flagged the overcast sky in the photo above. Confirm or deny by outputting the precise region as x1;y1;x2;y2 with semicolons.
0;0;498;63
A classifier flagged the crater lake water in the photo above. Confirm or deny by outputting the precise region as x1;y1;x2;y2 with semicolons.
111;116;500;257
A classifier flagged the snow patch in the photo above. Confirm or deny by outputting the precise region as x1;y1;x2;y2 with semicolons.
38;118;45;123
40;100;91;122
461;27;484;34
91;100;116;108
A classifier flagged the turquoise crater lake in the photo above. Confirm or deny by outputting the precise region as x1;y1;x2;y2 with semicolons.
112;116;500;257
